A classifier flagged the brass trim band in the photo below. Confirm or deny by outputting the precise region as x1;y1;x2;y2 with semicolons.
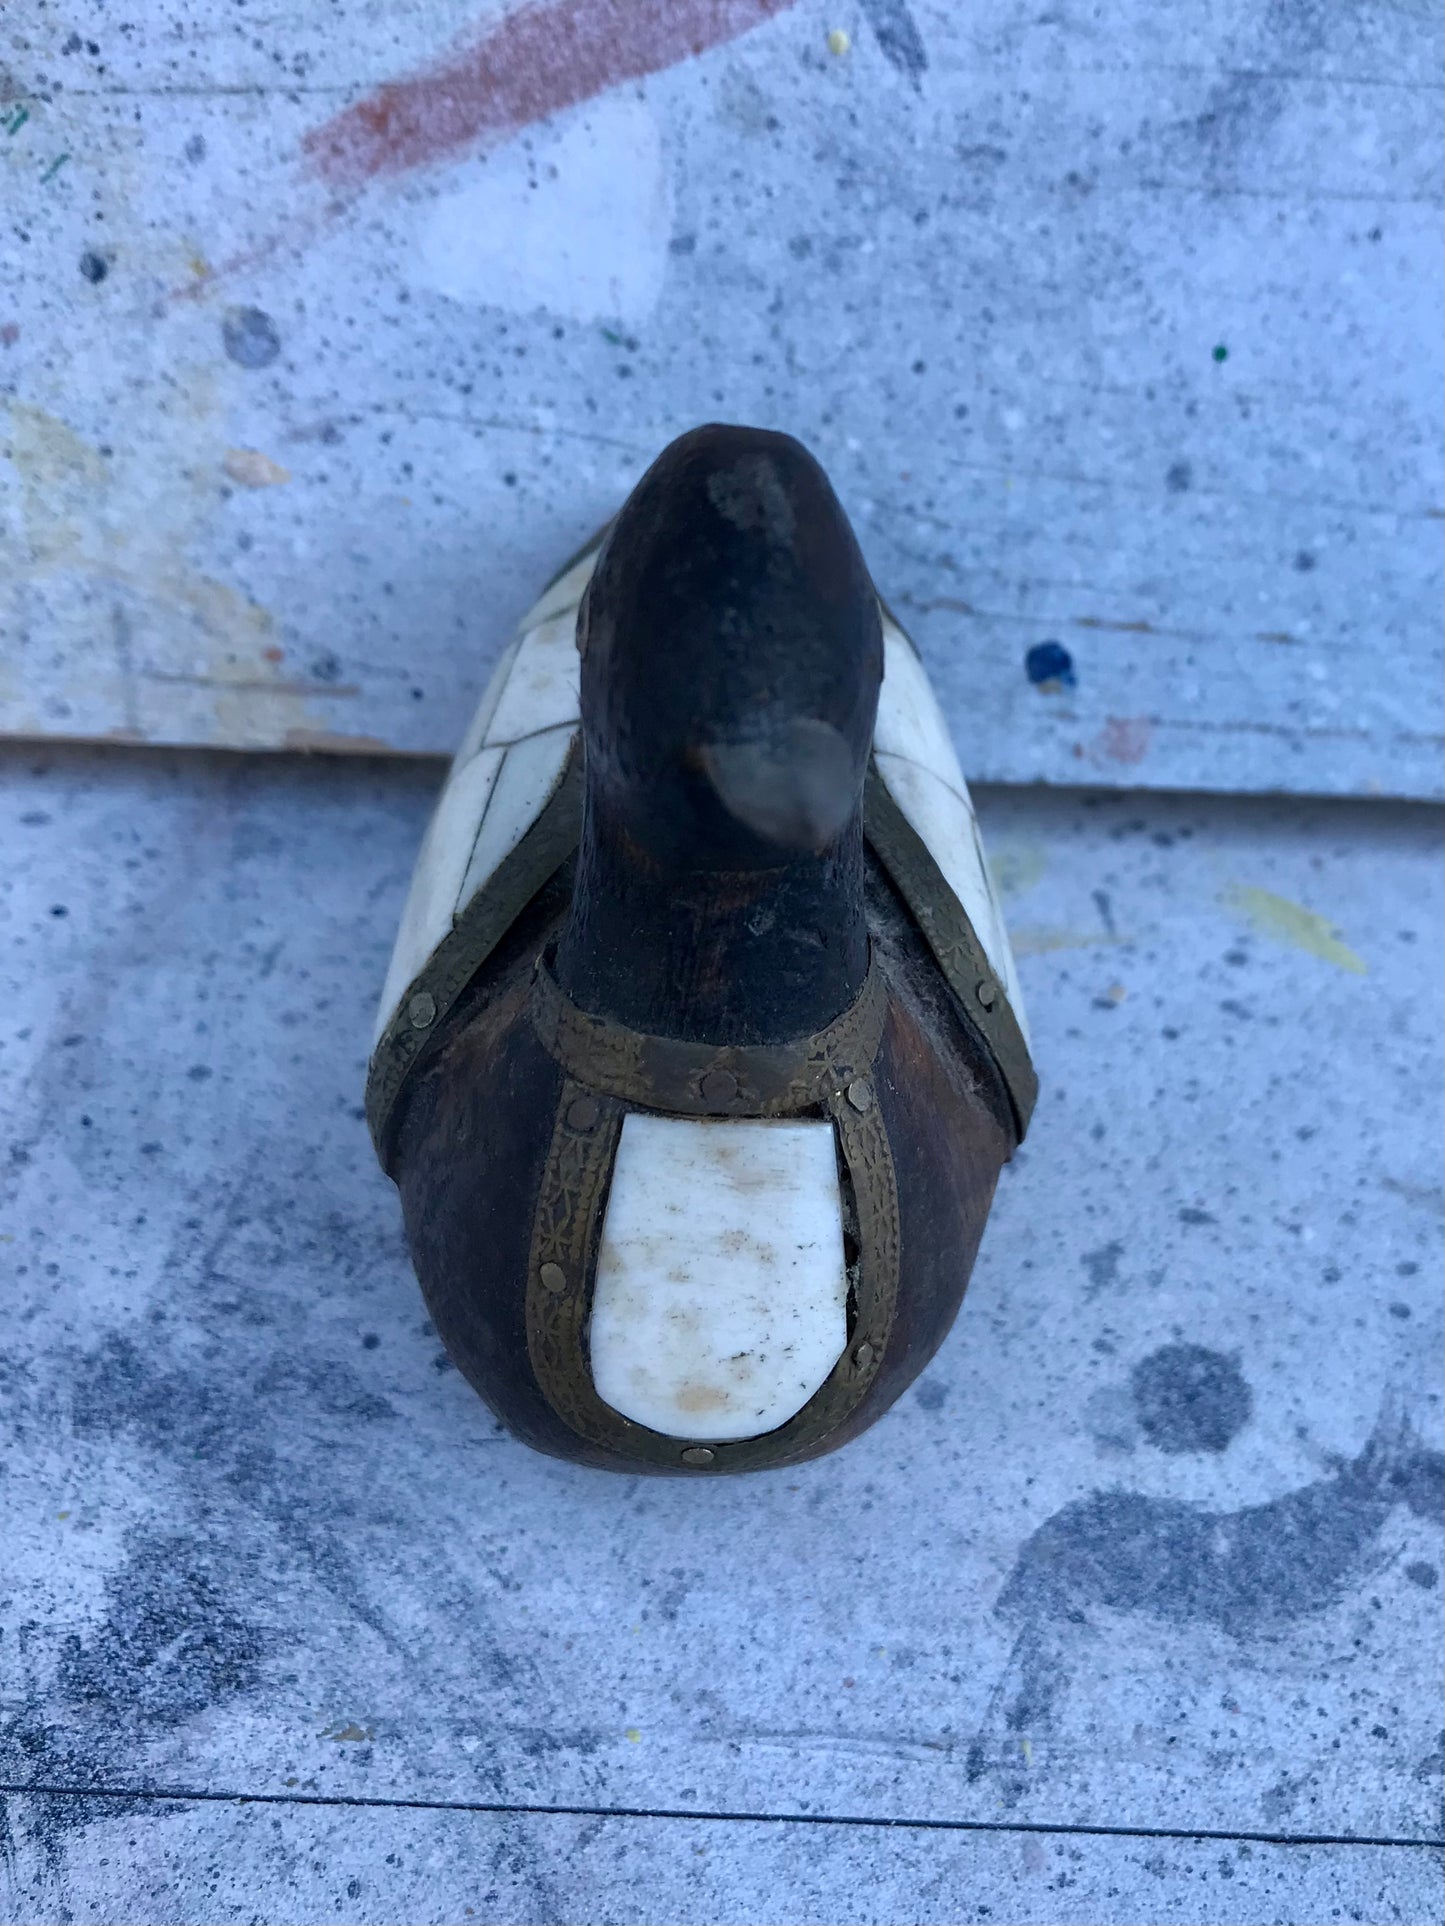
528;948;889;1118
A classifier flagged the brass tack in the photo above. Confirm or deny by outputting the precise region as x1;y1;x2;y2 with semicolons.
407;990;437;1029
538;1262;567;1294
854;1341;876;1370
699;1069;739;1104
566;1095;601;1132
846;1078;873;1112
680;1446;715;1466
976;979;998;1011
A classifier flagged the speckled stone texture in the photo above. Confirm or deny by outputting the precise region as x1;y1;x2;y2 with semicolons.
1;0;1440;796
0;745;1440;1925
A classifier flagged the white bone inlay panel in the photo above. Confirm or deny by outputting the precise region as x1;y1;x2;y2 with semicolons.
874;619;1028;1041
457;725;576;910
372;552;597;1045
374;747;503;1039
485;611;584;746
589;1115;848;1443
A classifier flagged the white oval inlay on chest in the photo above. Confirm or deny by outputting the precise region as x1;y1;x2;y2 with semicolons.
588;1115;848;1443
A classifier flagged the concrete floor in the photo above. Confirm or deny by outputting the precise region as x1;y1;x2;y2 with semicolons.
0;743;1440;1923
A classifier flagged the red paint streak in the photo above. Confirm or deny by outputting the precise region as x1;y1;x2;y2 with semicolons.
305;0;798;187
0;323;18;348
1096;716;1153;765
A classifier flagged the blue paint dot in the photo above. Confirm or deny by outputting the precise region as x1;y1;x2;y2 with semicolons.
1025;640;1076;689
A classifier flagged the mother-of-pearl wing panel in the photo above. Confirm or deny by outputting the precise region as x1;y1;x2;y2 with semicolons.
873;616;1029;1041
588;1114;848;1442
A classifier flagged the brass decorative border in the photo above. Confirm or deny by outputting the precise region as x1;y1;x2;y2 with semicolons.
524;1074;901;1472
864;764;1037;1140
366;740;584;1165
528;950;888;1118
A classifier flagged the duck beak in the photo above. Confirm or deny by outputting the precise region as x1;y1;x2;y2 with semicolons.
698;717;859;854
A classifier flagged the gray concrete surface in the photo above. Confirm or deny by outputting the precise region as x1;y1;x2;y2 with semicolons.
3;1794;1442;1926
3;0;1442;795
0;743;1440;1923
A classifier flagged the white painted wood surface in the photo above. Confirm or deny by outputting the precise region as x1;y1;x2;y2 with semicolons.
590;1114;848;1440
1;0;1439;796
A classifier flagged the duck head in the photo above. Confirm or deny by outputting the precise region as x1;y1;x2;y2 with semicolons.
578;423;883;869
555;425;884;1042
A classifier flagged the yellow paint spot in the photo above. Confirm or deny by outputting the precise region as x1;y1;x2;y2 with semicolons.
321;1721;373;1742
56;1511;70;1521
625;1727;642;1743
1223;886;1366;976
1106;982;1127;1004
827;27;851;54
990;843;1048;900
223;447;290;488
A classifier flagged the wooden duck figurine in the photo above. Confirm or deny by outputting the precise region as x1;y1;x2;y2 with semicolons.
367;425;1037;1473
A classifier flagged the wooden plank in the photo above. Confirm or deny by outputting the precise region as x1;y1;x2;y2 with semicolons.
1;0;1440;793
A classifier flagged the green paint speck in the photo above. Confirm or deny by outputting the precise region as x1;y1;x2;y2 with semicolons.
4;106;30;136
40;152;70;184
601;327;623;346
1212;343;1229;363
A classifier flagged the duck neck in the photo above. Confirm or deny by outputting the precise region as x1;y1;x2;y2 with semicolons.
552;793;869;1046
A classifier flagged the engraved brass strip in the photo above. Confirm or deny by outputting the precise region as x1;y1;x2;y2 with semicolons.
528;951;888;1118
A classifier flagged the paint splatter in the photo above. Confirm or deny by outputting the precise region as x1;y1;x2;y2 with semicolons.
1212;343;1229;363
222;449;291;488
222;307;282;370
413;94;670;324
1223;885;1366;976
859;0;929;87
966;1409;1443;1797
1130;1344;1252;1454
78;250;109;285
1001;1408;1441;1634
1094;716;1152;765
989;843;1048;900
827;27;851;55
304;0;799;187
1025;640;1075;690
1081;1239;1124;1299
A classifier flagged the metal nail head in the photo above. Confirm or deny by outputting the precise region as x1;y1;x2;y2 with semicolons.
408;990;437;1029
566;1095;600;1132
976;979;998;1011
538;1262;567;1294
854;1341;876;1370
846;1079;873;1112
700;1069;738;1104
680;1446;715;1466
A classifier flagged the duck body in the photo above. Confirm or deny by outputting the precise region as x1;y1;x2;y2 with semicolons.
368;426;1036;1473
